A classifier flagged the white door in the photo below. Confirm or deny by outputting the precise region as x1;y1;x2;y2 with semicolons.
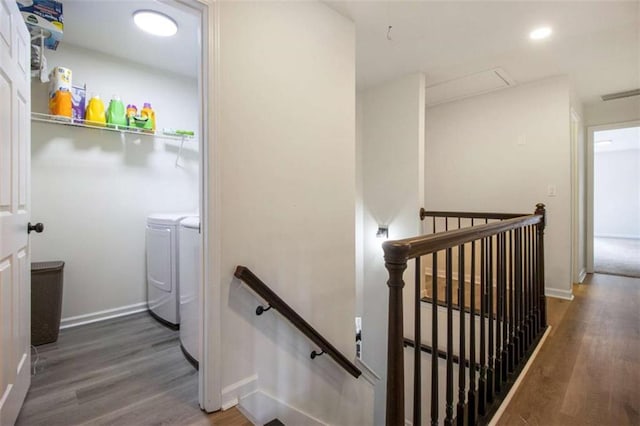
0;0;31;425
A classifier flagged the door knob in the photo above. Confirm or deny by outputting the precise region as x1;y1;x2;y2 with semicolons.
28;222;44;234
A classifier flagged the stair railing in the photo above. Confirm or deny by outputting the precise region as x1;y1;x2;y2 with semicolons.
234;265;362;378
383;204;547;425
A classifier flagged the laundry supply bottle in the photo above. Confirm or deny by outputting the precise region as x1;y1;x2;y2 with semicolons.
126;104;137;127
106;95;127;128
85;95;107;126
49;90;73;118
140;102;156;133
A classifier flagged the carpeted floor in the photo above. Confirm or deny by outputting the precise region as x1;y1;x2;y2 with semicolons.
594;237;640;278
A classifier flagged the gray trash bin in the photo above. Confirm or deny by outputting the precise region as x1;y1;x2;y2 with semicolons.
31;261;64;346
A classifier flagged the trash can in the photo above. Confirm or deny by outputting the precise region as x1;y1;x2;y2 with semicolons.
31;261;64;346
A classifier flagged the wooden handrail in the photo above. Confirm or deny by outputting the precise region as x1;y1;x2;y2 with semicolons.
384;214;542;264
420;208;527;221
234;265;362;379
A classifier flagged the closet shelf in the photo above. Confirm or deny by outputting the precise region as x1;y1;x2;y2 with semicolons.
31;112;195;142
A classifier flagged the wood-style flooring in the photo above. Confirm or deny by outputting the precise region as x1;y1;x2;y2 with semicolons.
16;312;251;426
497;273;640;426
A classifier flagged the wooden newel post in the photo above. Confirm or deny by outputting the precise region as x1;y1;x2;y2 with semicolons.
534;203;547;328
383;242;409;426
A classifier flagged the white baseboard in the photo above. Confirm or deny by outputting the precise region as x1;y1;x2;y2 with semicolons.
594;234;640;240
545;287;574;301
488;326;552;426
238;390;325;426
221;374;258;411
354;357;381;386
60;302;148;329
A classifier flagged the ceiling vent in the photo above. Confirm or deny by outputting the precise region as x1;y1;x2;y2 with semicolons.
426;68;516;107
601;89;640;101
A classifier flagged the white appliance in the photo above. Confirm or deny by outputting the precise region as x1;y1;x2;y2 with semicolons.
179;216;201;366
146;213;190;327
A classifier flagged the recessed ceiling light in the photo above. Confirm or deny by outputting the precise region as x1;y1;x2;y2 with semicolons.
529;26;552;40
595;140;612;145
133;10;178;37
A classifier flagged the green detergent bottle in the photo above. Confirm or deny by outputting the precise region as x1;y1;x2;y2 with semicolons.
106;95;127;128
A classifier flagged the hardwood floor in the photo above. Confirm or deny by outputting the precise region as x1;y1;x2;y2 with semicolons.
16;312;251;426
497;273;640;426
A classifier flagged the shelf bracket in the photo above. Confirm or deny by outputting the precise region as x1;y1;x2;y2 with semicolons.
175;136;186;168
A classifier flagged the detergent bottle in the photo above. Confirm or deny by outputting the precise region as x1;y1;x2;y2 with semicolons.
140;102;156;133
126;104;137;128
85;95;106;126
48;90;72;118
106;95;127;128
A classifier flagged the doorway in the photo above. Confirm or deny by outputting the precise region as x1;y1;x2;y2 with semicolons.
587;122;640;278
19;0;220;421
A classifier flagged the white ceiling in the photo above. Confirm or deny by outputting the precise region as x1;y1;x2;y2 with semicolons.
327;1;640;105
595;126;640;152
59;1;639;106
60;0;199;79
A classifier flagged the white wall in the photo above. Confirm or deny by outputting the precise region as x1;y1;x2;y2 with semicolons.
31;44;199;321
594;149;640;238
215;2;373;424
359;73;426;424
355;96;364;319
425;76;573;300
570;90;586;283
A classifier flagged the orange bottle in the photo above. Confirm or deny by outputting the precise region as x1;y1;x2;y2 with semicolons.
49;90;72;118
140;102;156;133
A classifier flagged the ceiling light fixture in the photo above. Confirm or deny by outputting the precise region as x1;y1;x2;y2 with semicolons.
529;26;552;40
133;10;178;37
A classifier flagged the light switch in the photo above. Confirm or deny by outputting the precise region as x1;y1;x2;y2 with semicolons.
547;185;557;197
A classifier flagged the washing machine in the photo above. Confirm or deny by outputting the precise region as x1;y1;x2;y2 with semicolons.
146;213;190;327
179;216;201;366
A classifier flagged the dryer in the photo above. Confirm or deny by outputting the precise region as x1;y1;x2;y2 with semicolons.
146;213;190;327
179;216;201;366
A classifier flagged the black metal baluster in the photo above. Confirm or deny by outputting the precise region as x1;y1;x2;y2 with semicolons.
456;245;465;425
445;248;454;426
431;252;439;426
478;238;487;416
414;257;422;426
494;234;503;394
525;225;532;349
487;236;495;404
432;216;436;234
527;225;536;344
508;230;515;373
532;225;539;337
513;229;520;364
468;240;477;425
517;228;525;361
500;233;509;384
